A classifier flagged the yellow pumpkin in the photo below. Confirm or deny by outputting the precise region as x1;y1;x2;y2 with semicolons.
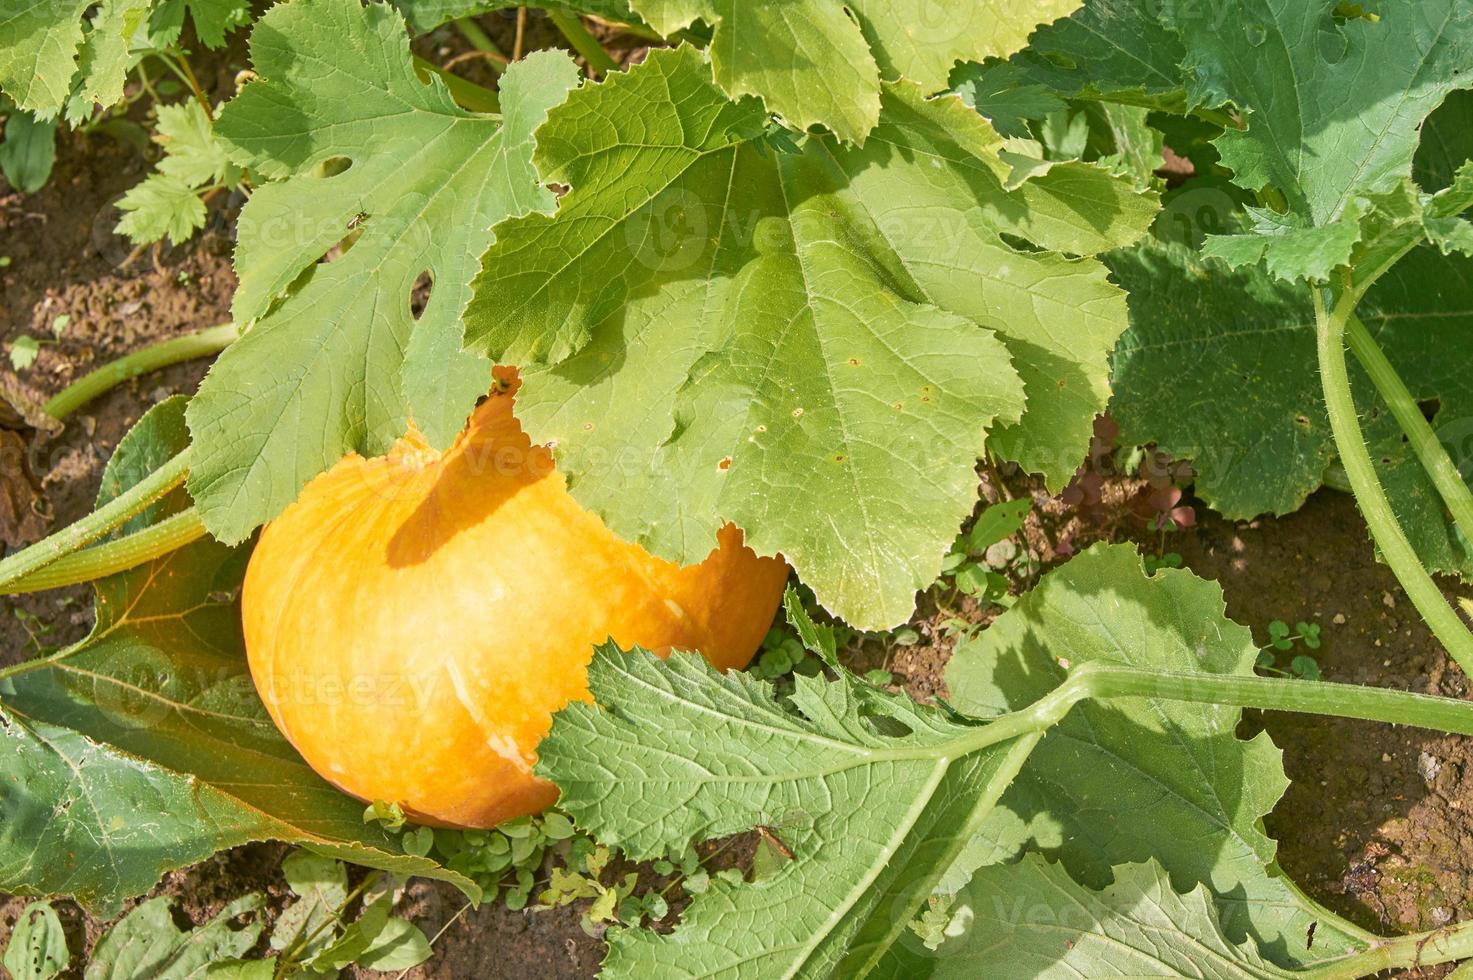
243;369;788;828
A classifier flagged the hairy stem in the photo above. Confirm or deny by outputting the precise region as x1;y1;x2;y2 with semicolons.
44;323;238;420
1299;917;1473;979
940;659;1473;767
548;8;619;75
1075;665;1473;737
0;449;191;590
1344;312;1473;543
0;508;206;595
1313;287;1473;675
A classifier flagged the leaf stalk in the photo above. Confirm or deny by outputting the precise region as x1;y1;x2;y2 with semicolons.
0;507;207;595
43;323;239;420
1312;285;1473;674
1298;916;1473;978
0;448;192;591
548;8;619;76
1342;312;1473;545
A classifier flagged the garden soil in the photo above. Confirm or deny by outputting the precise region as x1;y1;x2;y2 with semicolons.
3;25;1472;980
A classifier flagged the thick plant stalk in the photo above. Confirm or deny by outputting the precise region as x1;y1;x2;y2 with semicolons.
931;661;1473;763
43;322;238;420
0;508;206;595
1344;312;1473;544
1313;289;1473;675
1298;918;1473;979
0;448;191;590
1072;665;1473;738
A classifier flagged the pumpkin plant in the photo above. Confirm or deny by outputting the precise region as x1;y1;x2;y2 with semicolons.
5;0;1473;976
244;369;787;828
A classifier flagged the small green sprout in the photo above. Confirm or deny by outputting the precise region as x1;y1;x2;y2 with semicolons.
1258;620;1325;680
9;335;41;371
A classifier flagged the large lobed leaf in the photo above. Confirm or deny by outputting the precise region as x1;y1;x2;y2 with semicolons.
1169;0;1473;280
465;45;1156;628
944;544;1361;964
933;857;1292;979
541;643;1039;979
625;0;1081;143
538;545;1369;974
0;0;249;119
0;399;476;916
1106;46;1473;567
185;0;580;545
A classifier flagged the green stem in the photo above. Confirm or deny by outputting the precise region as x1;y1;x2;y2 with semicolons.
1313;288;1473;675
1299;917;1473;979
1073;665;1473;737
0;638;89;684
412;56;500;113
44;323;238;420
0;449;191;590
0;508;206;595
548;8;619;75
1344;312;1473;543
454;17;507;71
939;661;1473;766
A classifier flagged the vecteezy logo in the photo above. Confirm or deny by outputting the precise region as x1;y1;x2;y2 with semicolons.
1436;413;1473;484
626;187;710;274
1156;186;1241;250
93;640;179;730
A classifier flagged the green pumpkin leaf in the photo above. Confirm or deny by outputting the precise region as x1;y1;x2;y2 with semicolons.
0;0;92;115
466;46;1155;628
541;545;1377;974
944;544;1364;966
975;0;1188;111
1172;0;1473;281
0;0;247;117
0;398;478;916
625;0;1080;144
1108;238;1473;579
186;0;581;544
85;894;263;980
0;111;58;194
539;643;1039;978
932;857;1293;979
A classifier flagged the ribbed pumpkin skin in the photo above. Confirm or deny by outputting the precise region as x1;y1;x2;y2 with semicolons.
243;375;788;828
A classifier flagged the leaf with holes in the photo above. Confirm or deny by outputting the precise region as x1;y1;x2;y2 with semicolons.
1170;0;1473;281
184;0;581;545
